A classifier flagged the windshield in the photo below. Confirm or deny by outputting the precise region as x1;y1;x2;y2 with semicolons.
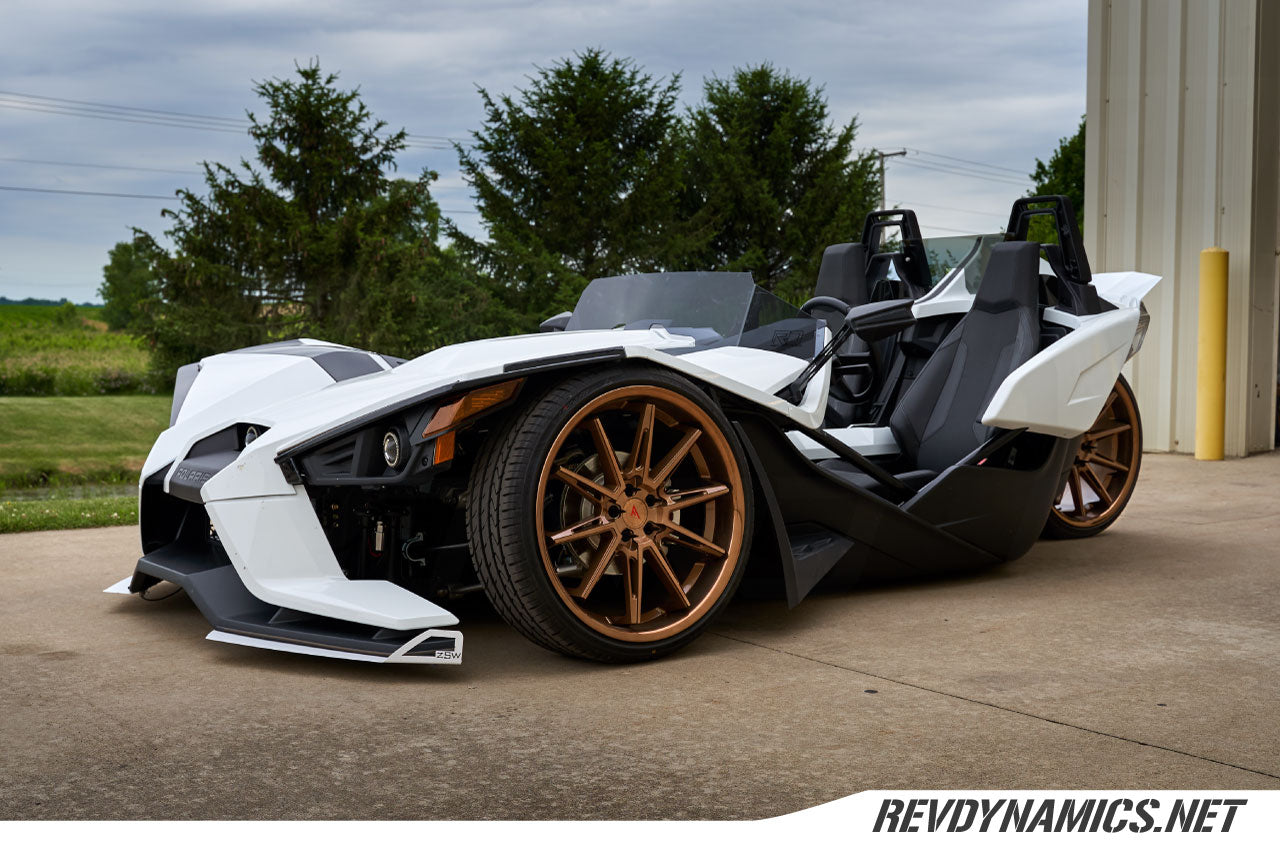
919;233;1004;294
567;271;823;361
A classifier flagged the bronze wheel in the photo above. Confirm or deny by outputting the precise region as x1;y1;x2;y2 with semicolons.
535;385;745;642
1044;374;1143;539
467;368;752;662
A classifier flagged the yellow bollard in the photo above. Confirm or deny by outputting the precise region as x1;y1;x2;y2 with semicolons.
1195;247;1228;460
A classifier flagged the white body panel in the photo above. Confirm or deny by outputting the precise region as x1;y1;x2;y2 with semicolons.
982;306;1140;437
1090;271;1161;310
786;427;900;460
204;493;459;630
140;327;829;633
911;266;974;319
907;263;1160;439
205;628;464;665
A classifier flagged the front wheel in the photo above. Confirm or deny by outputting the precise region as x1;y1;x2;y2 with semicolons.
1043;374;1143;539
467;367;753;662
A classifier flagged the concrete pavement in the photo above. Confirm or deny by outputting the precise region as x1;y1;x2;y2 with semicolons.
2;451;1278;819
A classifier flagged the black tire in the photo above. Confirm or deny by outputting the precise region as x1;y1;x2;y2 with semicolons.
466;365;754;662
1043;374;1143;539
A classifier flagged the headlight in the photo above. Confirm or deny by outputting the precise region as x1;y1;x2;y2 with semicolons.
382;429;404;470
239;423;268;448
277;378;525;486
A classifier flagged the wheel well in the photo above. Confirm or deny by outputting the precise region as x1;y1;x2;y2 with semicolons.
446;360;792;601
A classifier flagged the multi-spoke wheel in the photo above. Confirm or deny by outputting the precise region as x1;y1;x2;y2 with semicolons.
467;367;752;662
1043;374;1143;539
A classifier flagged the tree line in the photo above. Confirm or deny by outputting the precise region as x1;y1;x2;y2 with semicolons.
100;52;1084;383
100;52;880;378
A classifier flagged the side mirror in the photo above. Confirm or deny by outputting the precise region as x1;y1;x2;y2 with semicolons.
845;298;915;342
539;311;572;333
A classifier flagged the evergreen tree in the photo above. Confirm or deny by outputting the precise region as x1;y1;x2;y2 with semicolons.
679;64;879;303
133;61;503;377
451;49;684;322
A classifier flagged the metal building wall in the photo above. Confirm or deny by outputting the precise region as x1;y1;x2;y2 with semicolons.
1085;0;1280;456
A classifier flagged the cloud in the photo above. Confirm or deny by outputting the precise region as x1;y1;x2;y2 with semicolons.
0;0;1084;301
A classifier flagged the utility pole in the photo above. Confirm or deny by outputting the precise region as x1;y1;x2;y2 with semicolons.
872;149;907;210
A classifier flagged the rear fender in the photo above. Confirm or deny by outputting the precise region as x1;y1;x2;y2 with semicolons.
982;308;1139;438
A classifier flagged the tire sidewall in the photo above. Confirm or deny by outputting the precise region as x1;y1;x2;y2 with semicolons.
493;365;754;661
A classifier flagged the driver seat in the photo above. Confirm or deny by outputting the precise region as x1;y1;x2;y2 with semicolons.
818;241;1041;497
815;210;935;427
813;243;876;411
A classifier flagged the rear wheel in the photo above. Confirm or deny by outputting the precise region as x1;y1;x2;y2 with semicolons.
1043;374;1143;539
467;367;752;662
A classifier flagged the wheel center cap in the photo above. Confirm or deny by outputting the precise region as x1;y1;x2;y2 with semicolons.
621;498;648;529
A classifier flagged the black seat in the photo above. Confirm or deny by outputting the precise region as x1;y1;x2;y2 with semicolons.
818;241;1042;496
814;242;869;306
890;241;1040;472
813;210;936;426
813;243;879;412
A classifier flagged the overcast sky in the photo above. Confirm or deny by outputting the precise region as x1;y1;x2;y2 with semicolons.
0;0;1086;303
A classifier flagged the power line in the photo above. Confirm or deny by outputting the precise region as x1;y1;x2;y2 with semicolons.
0;89;248;127
0;90;459;150
894;158;1030;188
0;156;202;176
0;98;453;149
0;183;480;216
890;199;1005;218
898;157;1028;185
0;99;247;134
907;147;1028;177
0;184;175;200
1;89;469;142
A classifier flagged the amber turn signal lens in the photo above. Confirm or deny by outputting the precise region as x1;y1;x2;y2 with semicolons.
433;430;456;465
422;378;523;438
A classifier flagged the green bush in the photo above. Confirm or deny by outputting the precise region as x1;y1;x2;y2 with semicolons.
53;300;78;326
92;369;144;395
0;366;57;395
0;303;158;396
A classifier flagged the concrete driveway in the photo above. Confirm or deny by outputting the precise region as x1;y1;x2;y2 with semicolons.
2;452;1278;819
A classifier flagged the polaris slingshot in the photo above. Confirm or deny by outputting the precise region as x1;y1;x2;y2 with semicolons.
108;197;1159;665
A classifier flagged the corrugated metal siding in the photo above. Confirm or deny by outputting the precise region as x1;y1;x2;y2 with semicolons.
1086;0;1279;455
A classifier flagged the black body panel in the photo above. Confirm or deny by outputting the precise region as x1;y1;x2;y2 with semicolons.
732;415;1076;600
131;487;456;659
731;417;995;602
167;426;242;503
226;339;386;381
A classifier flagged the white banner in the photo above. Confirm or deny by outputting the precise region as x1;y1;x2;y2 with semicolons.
4;791;1277;849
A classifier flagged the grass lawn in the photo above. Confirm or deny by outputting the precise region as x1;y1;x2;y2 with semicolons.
0;305;170;531
0;395;171;489
0;304;154;395
0;494;137;534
